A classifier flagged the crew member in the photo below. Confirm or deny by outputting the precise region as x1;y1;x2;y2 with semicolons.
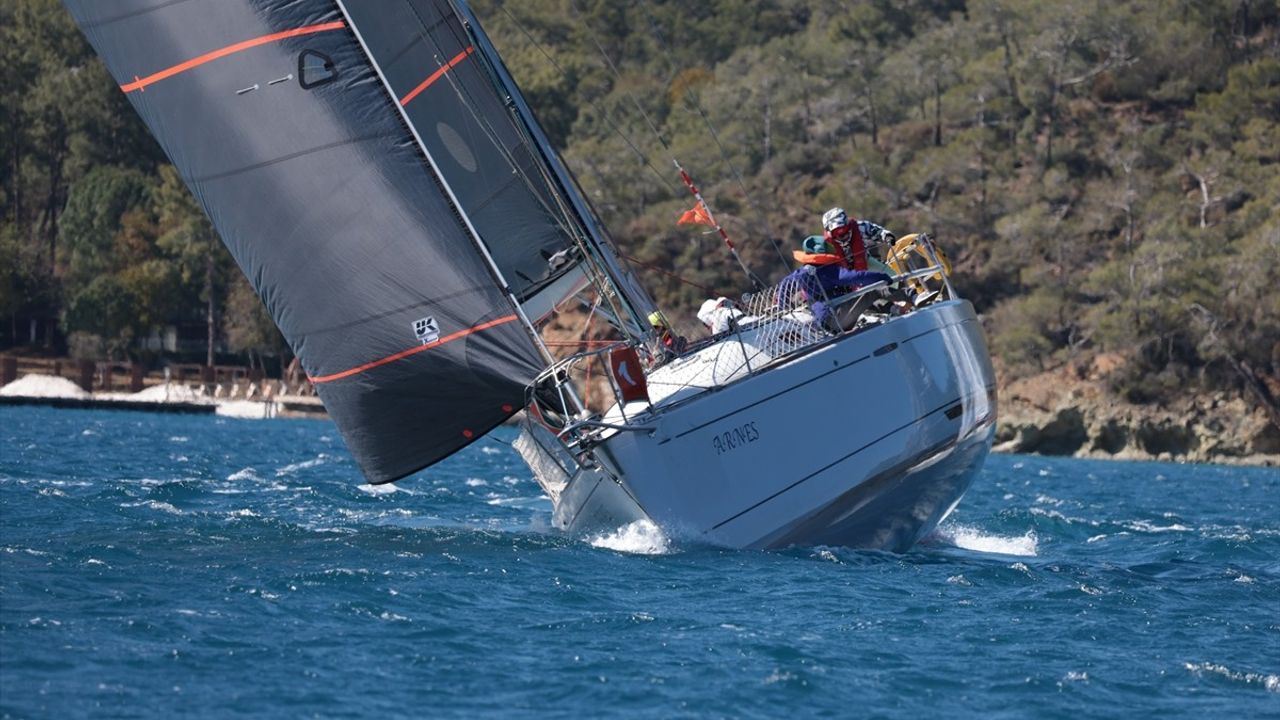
648;310;687;361
818;207;896;272
697;297;746;335
776;233;892;330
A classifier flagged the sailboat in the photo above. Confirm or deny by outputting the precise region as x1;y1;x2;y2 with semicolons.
63;0;996;551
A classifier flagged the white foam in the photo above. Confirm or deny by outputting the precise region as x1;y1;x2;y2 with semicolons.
1058;671;1090;686
1184;662;1280;692
275;457;326;476
587;519;671;555
933;524;1039;556
121;500;182;515
1124;519;1192;534
358;483;399;496
0;374;89;399
484;495;545;509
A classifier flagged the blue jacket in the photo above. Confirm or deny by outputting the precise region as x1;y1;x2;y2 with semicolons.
776;264;891;324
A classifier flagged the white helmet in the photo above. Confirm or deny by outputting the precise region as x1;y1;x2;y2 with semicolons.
822;207;850;232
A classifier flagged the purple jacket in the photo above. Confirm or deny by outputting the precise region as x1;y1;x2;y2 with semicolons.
776;264;890;324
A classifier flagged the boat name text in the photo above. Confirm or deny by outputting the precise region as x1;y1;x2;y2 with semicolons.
712;422;760;455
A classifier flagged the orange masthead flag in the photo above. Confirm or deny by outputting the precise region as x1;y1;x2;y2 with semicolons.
678;201;715;227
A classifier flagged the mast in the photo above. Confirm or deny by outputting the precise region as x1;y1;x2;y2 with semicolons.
333;0;554;366
448;0;659;340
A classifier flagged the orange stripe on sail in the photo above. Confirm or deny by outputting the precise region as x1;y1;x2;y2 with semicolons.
120;21;347;93
399;47;475;106
308;314;519;385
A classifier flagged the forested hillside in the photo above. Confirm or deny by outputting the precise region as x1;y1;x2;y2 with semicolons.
2;0;1277;413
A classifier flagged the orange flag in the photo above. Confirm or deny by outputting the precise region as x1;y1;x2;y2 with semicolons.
678;201;714;227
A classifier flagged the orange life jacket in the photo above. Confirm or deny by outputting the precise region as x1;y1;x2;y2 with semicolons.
791;249;844;266
794;226;868;270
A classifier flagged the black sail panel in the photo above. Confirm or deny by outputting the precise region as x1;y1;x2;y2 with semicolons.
338;1;583;302
63;0;544;483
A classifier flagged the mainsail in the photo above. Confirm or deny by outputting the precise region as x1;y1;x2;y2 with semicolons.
337;0;658;332
62;1;563;482
338;1;584;308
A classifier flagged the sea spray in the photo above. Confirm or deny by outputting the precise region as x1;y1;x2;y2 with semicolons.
587;519;671;555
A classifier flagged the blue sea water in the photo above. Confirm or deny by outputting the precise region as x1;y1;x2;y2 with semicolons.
1;406;1277;719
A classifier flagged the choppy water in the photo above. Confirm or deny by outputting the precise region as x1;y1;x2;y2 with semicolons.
1;406;1277;718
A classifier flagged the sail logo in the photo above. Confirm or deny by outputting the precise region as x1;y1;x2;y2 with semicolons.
413;316;440;345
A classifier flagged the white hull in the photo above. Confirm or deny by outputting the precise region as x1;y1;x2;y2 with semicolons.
548;300;995;551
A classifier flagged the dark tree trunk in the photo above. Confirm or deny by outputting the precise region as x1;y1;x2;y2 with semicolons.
205;246;215;368
934;76;943;146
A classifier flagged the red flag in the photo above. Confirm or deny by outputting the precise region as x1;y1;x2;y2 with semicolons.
678;201;714;227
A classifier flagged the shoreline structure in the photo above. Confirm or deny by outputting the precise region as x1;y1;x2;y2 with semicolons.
0;373;324;420
2;369;1275;467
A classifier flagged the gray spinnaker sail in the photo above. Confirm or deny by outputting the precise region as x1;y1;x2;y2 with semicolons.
63;1;545;483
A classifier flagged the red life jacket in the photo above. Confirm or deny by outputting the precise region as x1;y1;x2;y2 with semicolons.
824;223;867;271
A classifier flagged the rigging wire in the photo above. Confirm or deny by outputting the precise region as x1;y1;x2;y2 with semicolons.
619;253;732;297
563;0;788;280
495;5;680;197
406;4;578;243
399;0;640;341
455;0;667;345
492;3;778;299
560;0;770;289
638;6;791;273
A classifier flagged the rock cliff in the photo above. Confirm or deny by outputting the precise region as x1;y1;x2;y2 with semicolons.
994;354;1280;466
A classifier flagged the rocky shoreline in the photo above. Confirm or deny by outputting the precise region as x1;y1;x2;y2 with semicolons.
993;356;1280;467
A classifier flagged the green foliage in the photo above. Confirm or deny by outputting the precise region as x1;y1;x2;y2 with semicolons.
58;166;152;286
63;274;139;357
988;289;1061;371
223;274;283;362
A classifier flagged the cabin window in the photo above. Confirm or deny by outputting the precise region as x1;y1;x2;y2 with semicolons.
298;50;338;89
